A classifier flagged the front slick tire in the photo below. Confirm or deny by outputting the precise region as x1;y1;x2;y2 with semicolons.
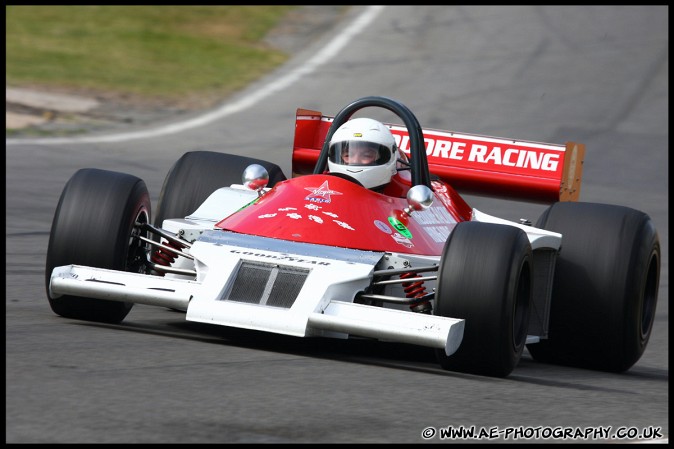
45;168;151;323
526;202;660;372
435;222;532;377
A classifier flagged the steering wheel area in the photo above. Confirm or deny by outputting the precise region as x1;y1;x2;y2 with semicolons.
325;172;365;187
312;96;432;189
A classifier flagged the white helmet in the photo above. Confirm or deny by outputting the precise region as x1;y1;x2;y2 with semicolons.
327;118;398;190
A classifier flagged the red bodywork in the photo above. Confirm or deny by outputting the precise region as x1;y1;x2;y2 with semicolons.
216;174;470;256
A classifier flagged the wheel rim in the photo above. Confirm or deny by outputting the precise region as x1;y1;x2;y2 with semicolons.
640;252;659;342
127;208;150;274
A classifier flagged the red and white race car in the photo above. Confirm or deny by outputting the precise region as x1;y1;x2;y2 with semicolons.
45;96;660;377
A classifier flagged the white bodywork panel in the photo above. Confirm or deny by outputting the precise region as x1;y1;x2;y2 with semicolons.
185;184;261;223
184;231;380;337
49;230;465;356
309;301;463;356
471;208;562;250
50;265;196;310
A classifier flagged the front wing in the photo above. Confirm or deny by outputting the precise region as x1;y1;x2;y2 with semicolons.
49;230;464;356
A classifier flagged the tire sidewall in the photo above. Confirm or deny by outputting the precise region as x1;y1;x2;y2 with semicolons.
529;201;660;371
435;221;532;377
154;151;286;228
45;168;151;322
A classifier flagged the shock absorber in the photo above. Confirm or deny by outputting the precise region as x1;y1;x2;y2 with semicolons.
400;271;432;314
150;239;186;276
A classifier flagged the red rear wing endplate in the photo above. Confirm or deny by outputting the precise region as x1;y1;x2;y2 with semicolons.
292;108;584;203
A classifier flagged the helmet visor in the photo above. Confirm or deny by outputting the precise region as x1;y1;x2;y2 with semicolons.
329;141;391;166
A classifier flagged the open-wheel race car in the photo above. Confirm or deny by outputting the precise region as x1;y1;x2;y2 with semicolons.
46;96;660;377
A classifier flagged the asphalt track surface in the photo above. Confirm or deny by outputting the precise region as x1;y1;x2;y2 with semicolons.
6;6;668;443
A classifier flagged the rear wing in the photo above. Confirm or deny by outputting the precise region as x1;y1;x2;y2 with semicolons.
292;109;584;203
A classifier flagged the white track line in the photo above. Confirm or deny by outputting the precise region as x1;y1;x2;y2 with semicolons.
6;6;384;146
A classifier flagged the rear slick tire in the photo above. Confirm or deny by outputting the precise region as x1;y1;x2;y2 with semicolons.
45;168;151;323
526;202;660;372
154;151;286;228
435;222;533;377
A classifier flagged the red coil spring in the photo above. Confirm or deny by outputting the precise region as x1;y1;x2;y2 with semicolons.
151;240;185;276
400;271;432;313
400;272;427;298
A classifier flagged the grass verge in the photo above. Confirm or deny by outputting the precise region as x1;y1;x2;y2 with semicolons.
6;6;297;102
